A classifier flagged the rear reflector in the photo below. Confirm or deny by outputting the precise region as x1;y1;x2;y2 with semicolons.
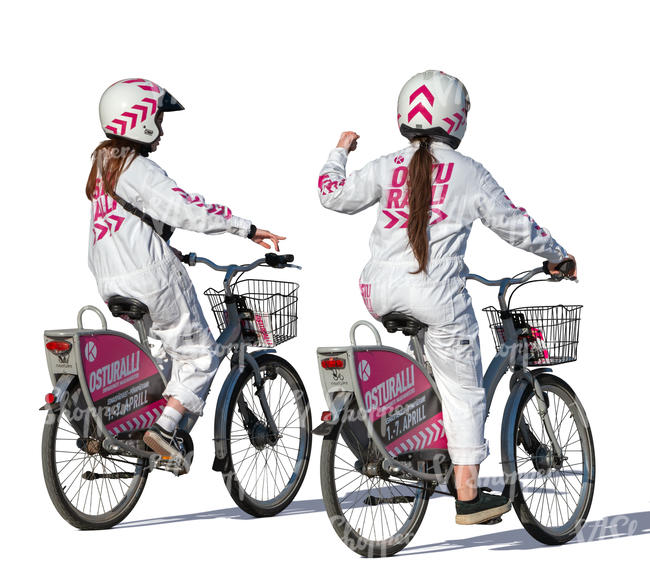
321;357;345;369
45;393;56;404
46;341;71;353
321;411;333;422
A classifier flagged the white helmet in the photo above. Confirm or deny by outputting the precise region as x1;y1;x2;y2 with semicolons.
397;70;470;149
99;78;184;144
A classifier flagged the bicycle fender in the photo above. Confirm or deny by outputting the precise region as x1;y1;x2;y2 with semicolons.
39;374;76;411
313;391;354;437
500;378;530;492
212;349;277;472
508;367;553;391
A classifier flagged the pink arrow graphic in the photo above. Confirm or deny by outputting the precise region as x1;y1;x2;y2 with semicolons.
108;214;125;232
383;210;399;229
138;83;161;92
142;97;157;115
94;222;108;241
430;208;448;225
105;124;118;134
123;111;138;129
408;103;433;124
397;211;409;227
443;117;455;133
132;103;148;122
172;187;189;199
111;118;127;135
409;84;434;105
124;78;147;84
453;112;464;130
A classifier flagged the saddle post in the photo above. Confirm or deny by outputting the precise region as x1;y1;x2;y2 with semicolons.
409;334;427;367
134;319;149;347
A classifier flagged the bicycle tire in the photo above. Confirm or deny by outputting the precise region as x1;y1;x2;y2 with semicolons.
320;409;430;557
502;373;595;544
41;389;148;530
222;354;312;517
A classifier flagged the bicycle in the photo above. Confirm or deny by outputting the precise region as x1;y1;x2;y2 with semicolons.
314;260;594;557
41;252;312;530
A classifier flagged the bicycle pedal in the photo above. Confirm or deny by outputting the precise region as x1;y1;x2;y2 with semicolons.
478;516;503;525
364;495;415;506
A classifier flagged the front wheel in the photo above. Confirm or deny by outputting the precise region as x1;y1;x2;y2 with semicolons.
222;354;312;517
502;373;595;544
320;410;430;557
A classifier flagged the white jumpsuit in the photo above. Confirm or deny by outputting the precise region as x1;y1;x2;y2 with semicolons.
88;155;252;414
318;142;567;465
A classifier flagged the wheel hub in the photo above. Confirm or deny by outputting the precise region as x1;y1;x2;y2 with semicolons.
77;438;102;455
250;421;277;450
532;444;554;474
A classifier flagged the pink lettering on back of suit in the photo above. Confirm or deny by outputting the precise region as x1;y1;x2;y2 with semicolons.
92;178;126;244
382;160;454;229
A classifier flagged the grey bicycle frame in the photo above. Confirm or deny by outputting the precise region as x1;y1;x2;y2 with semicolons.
325;266;566;484
465;266;563;457
186;254;301;470
43;254;299;466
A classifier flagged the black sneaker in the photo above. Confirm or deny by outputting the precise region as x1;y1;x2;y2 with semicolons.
143;423;184;462
455;489;511;525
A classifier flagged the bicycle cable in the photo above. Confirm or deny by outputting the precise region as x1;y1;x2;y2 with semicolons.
506;278;549;310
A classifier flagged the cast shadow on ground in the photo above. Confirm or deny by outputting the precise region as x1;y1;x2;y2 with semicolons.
401;511;650;555
115;479;460;529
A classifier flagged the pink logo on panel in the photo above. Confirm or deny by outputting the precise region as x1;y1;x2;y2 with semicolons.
354;350;447;456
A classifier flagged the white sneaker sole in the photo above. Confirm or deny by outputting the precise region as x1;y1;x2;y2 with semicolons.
143;430;183;460
455;502;511;525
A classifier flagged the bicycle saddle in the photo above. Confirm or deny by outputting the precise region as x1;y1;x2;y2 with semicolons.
107;296;150;321
381;313;427;336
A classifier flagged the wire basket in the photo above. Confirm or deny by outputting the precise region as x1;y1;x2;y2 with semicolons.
482;305;582;366
205;279;299;347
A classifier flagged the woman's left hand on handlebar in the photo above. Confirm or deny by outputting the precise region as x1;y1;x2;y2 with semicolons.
252;229;285;251
548;253;577;279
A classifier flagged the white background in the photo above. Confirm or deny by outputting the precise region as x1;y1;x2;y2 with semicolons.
3;0;648;584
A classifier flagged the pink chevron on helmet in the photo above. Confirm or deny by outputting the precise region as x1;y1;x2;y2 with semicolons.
397;70;470;149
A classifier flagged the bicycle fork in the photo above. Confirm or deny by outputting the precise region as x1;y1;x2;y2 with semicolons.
517;369;563;461
237;352;280;442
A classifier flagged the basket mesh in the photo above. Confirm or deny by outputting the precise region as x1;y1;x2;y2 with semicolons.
482;305;582;366
205;279;298;347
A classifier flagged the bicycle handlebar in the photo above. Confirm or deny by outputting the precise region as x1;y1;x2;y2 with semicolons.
467;259;576;288
181;252;298;272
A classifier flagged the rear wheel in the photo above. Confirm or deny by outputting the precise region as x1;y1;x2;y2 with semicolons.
320;409;430;557
41;391;148;530
502;374;595;544
222;354;312;517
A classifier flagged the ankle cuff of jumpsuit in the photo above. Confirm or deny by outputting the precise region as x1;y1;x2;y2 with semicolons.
448;440;489;465
162;389;205;416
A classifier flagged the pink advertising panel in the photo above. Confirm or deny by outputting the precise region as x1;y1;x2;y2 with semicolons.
354;350;447;456
79;334;167;435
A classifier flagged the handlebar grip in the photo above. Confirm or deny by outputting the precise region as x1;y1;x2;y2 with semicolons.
181;253;196;266
543;259;576;280
265;253;294;267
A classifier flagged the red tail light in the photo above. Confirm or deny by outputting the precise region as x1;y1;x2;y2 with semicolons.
46;341;71;353
45;393;56;404
321;357;345;369
321;411;333;422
